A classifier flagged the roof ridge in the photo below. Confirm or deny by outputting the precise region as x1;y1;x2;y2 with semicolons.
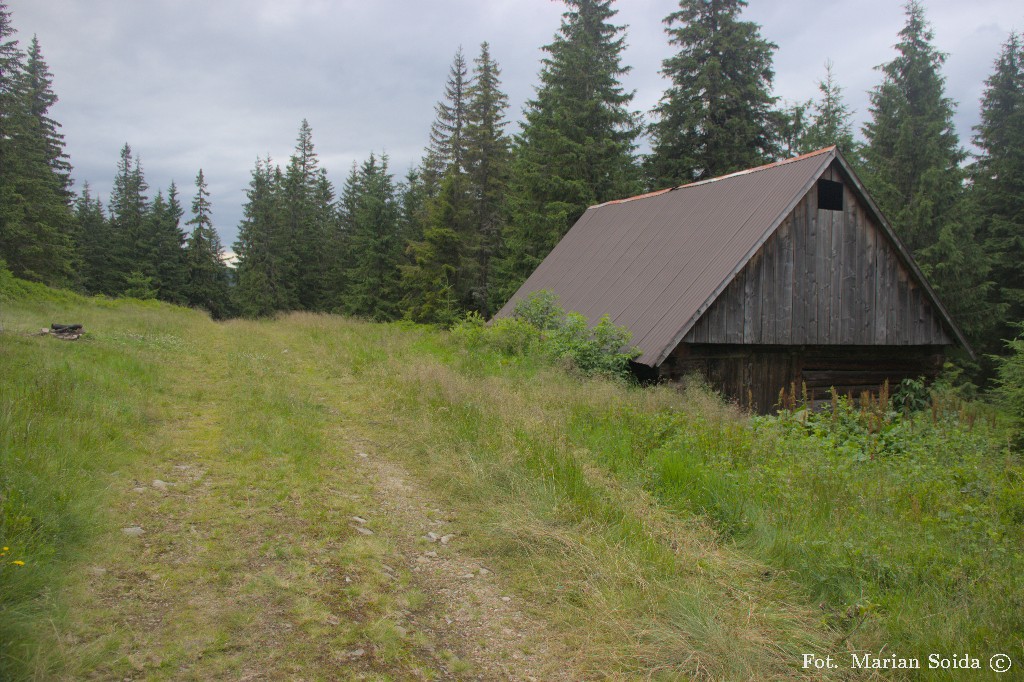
590;146;837;209
591;186;674;208
679;145;836;189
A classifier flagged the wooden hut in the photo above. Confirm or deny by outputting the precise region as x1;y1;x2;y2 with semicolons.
495;146;971;412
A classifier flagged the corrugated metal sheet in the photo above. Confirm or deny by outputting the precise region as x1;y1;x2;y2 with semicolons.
495;147;971;366
495;148;837;365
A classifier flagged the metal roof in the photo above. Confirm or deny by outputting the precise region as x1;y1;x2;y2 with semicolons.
495;147;970;366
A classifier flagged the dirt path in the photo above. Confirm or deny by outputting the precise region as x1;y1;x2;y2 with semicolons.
59;321;574;680
346;440;569;682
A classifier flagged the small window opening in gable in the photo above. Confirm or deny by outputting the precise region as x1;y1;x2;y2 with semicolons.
818;179;844;211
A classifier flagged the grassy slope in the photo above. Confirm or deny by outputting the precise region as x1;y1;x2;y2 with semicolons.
2;281;1021;680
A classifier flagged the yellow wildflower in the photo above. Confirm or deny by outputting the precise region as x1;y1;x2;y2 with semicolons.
12;560;25;566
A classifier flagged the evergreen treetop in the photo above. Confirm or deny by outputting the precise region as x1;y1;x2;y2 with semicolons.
139;183;188;304
233;156;289;317
283;119;332;310
646;0;779;187
109;143;150;260
972;31;1024;343
23;35;71;193
862;0;964;253
496;0;640;305
187;169;213;233
802;61;858;158
425;47;471;182
0;2;22;145
346;153;402;321
464;41;511;315
973;31;1024;210
73;181;116;294
0;16;75;285
185;168;231;318
526;0;640;188
464;42;510;193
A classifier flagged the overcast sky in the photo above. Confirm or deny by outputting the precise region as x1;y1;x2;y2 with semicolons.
7;0;1022;247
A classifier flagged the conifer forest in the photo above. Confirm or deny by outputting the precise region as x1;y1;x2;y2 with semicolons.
2;0;1023;383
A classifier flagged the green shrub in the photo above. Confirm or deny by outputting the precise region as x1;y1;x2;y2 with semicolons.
509;289;564;331
122;271;158;300
993;323;1024;446
450;311;541;357
453;292;640;378
547;312;639;377
892;377;929;414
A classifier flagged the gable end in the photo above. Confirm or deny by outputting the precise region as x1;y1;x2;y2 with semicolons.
683;163;953;346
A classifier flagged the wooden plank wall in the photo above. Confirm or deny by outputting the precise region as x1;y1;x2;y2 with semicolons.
683;161;952;346
660;344;946;413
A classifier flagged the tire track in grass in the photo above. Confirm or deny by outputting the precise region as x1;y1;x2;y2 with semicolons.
267;315;577;680
63;315;571;680
61;321;452;679
339;442;572;682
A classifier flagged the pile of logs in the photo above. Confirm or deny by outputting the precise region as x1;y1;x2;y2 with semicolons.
38;323;84;340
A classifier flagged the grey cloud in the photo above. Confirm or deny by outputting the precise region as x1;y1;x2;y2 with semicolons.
8;0;1021;246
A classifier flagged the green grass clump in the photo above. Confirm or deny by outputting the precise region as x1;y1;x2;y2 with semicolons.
566;385;1023;666
0;305;167;676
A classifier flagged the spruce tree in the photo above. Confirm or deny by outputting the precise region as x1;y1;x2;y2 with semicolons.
282;119;330;310
397;166;429;249
107;143;150;291
402;48;478;320
401;203;463;324
917;207;996;355
464;41;511;315
338;161;361;237
0;18;75;285
424;47;471;185
142;183;188;304
73;182;116;294
322;160;362;310
23;35;71;195
497;0;640;303
184;169;230;318
234;156;288;317
0;1;23;256
0;2;18;134
403;43;513;321
972;32;1024;346
801;61;858;158
346;153;402;321
863;2;994;352
402;169;474;324
862;0;964;255
646;0;779;187
311;167;338;310
777;100;811;158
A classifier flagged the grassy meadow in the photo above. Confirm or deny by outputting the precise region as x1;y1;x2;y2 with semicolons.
1;273;1022;680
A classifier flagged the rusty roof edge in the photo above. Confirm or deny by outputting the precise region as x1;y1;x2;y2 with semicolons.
831;152;976;360
590;187;676;208
592;146;838;211
677;146;837;190
648;149;839;367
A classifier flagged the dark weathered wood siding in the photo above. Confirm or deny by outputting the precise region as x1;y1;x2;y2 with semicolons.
683;161;953;347
660;344;946;413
